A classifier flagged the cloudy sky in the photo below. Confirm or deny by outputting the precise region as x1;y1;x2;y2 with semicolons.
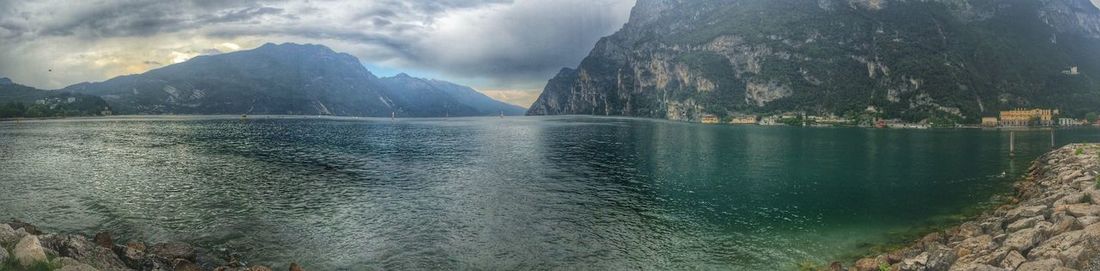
0;0;636;107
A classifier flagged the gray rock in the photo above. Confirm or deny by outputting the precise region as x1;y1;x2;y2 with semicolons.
0;246;9;265
956;235;995;256
1007;206;1049;222
146;242;195;261
1016;258;1063;271
0;223;17;246
111;244;148;270
58;263;100;271
947;263;1007;271
1078;216;1100;226
1007;216;1045;232
1053;244;1091;268
14;235;47;267
1003;228;1043;252
51;256;83;267
40;234;129;271
9;220;42;235
1049;213;1079;234
51;256;103;271
1029;230;1084;260
1000;250;1025;269
925;243;956;271
1064;204;1100;217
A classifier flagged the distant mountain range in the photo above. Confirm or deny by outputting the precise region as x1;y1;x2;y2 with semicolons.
529;0;1100;123
0;78;110;118
4;43;524;117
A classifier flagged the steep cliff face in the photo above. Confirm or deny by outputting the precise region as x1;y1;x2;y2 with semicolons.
529;0;1100;122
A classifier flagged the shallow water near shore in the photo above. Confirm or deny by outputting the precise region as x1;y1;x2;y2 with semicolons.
0;116;1098;270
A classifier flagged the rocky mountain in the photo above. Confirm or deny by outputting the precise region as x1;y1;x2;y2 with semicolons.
0;78;111;118
528;0;1100;123
61;43;519;117
378;74;526;117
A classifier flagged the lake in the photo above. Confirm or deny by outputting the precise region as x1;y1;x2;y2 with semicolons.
0;116;1097;270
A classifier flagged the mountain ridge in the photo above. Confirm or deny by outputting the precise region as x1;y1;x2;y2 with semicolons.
58;43;519;117
528;0;1100;123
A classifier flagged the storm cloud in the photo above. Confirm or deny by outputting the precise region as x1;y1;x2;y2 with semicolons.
0;0;634;106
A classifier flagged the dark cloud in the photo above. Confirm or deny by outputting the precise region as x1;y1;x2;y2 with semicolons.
0;0;635;91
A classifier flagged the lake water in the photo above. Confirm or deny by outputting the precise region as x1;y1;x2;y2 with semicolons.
0;116;1097;270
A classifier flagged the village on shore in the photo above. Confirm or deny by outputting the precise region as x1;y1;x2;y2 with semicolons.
700;107;1100;129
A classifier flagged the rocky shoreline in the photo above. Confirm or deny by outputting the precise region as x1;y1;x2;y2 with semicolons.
0;221;307;271
833;144;1100;271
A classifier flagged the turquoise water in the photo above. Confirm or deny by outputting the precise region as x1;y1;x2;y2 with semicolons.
0;116;1096;270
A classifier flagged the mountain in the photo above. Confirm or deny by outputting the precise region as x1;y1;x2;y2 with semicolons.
0;78;111;118
61;43;518;117
528;0;1100;123
378;73;527;117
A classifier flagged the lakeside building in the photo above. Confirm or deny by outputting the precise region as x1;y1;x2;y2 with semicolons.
701;114;720;124
813;115;850;125
981;117;999;127
759;116;780;126
729;115;757;125
999;108;1055;127
1058;118;1084;126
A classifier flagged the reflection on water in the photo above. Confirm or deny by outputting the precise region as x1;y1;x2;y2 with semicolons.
0;116;1096;270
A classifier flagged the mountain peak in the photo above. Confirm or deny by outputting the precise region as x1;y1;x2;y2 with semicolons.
254;42;336;54
0;77;12;85
395;73;413;79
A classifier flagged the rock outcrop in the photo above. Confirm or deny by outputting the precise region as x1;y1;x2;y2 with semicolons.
838;144;1100;271
0;220;305;271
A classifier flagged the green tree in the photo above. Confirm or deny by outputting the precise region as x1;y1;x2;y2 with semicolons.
1087;112;1099;123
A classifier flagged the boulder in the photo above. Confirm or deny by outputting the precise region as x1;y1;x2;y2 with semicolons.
1063;204;1100;217
1053;244;1090;268
51;256;83;267
289;262;306;271
14;235;48;267
1003;228;1043;252
947;263;1007;271
40;233;129;270
0;223;17;246
924;243;956;271
250;265;273;271
112;244;147;270
94;231;112;248
9;219;42;235
147;242;196;261
172;259;203;271
58;263;100;271
999;250;1024;269
0;246;9;265
900;252;928;270
952;222;984;241
1048;213;1078;234
955;235;995;258
14;228;29;239
1081;216;1100;226
53;257;100;271
126;242;146;252
1006;216;1044;232
1016;258;1063;271
1006;206;1049;222
1028;230;1084;260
